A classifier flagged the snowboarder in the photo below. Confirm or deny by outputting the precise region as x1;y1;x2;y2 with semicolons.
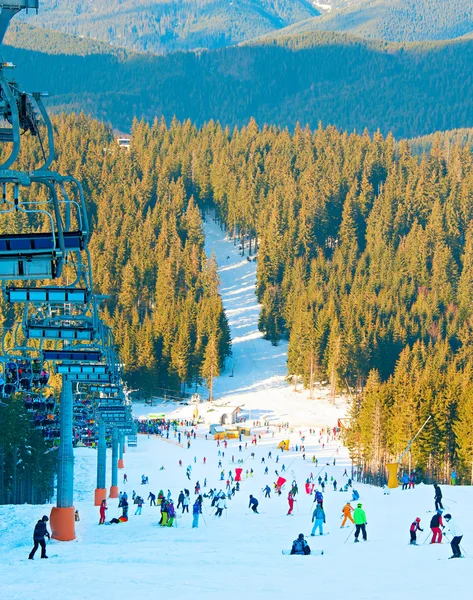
430;510;444;544
341;502;354;527
248;494;259;513
353;503;367;542
409;517;423;544
28;515;50;559
443;514;463;558
99;499;107;524
290;533;311;555
311;503;326;536
434;483;443;511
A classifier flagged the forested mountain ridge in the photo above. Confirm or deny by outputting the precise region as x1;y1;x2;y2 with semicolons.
271;0;473;43
4;27;473;139
19;0;319;53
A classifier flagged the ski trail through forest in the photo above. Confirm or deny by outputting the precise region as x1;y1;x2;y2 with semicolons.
203;215;343;426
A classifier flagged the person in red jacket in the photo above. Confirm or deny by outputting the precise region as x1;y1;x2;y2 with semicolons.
287;491;294;515
409;517;423;544
99;499;107;525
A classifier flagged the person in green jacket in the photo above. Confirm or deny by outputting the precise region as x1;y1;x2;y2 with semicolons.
353;502;367;542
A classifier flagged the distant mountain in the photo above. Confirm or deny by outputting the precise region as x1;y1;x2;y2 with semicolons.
270;0;473;43
20;0;319;53
408;128;473;155
4;26;473;139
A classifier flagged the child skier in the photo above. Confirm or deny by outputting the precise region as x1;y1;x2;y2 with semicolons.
99;500;107;525
409;517;423;544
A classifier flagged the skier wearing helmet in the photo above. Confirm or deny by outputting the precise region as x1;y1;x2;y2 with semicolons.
409;517;423;544
353;503;367;542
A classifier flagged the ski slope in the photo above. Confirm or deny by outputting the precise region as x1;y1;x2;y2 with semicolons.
0;219;471;600
200;215;346;426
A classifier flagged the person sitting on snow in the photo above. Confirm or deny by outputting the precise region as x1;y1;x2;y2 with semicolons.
291;533;311;555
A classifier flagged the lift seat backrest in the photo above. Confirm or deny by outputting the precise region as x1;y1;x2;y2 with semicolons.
63;231;84;250
0;233;56;254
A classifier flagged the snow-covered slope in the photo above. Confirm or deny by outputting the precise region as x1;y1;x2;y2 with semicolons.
1;217;471;600
201;215;345;427
1;425;471;600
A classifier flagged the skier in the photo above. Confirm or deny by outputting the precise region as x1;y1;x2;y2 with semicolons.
352;489;360;502
192;498;202;528
443;514;463;558
121;497;129;519
28;515;50;559
148;492;156;506
290;533;311;555
123;473;127;483
263;484;271;498
287;491;295;515
333;479;337;491
314;489;323;507
311;503;326;536
248;494;259;513
99;499;107;525
434;483;443;511
409;517;423;544
430;510;444;544
167;500;176;527
135;496;144;515
451;470;457;486
177;490;184;509
401;473;409;490
341;502;354;528
215;494;227;517
353;503;367;542
132;490;136;501
182;494;190;513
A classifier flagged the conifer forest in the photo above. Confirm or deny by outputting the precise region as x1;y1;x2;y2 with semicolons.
4;114;473;483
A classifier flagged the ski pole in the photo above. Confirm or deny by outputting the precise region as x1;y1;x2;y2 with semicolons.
422;531;432;545
344;526;355;543
443;497;457;504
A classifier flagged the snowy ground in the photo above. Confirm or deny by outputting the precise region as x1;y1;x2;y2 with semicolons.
1;219;471;599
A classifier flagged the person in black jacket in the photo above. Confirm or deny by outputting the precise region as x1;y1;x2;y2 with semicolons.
28;515;50;559
434;484;443;511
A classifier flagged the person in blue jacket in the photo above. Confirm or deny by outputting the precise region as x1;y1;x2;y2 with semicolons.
192;497;202;528
401;473;409;490
352;489;360;502
249;494;259;513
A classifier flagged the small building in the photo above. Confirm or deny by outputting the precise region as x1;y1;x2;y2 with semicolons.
117;137;130;150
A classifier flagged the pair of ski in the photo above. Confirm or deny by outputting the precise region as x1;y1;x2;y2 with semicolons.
282;550;324;556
